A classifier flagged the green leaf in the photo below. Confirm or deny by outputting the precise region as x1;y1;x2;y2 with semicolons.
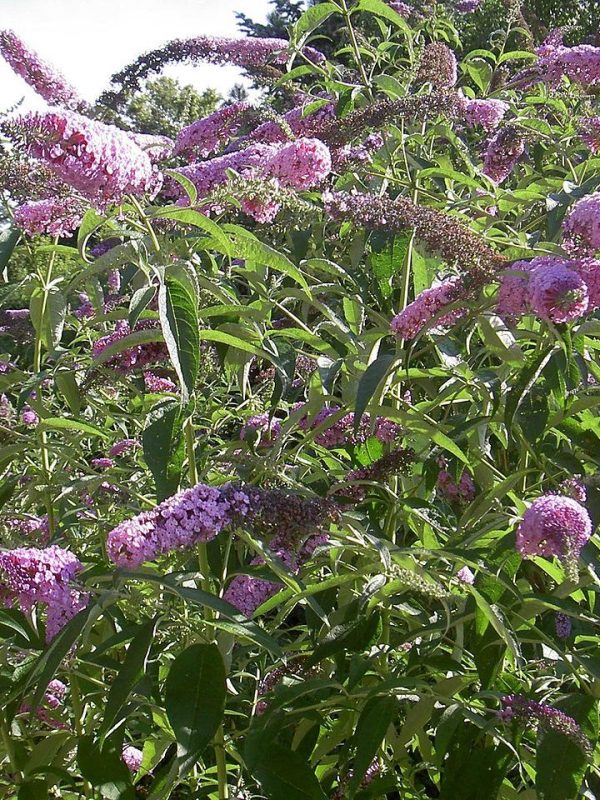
39;417;109;440
158;277;199;403
120;571;282;656
225;225;309;288
151;206;231;256
29;287;66;351
93;328;165;367
505;347;555;433
128;286;156;330
369;235;410;299
99;616;158;742
77;209;105;257
353;0;411;33
142;399;185;501
26;606;92;712
54;369;81;415
535;695;597;800
245;730;327;800
439;721;511;800
0;228;20;271
348;695;399;794
354;353;398;432
165;643;226;775
77;736;134;799
295;2;338;34
469;587;519;660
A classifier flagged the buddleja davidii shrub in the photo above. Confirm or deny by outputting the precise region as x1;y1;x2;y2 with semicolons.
0;2;599;799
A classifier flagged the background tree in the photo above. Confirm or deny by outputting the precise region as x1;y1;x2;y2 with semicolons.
96;76;220;137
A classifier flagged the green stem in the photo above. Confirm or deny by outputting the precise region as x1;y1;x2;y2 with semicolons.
214;724;229;800
339;0;374;98
0;711;20;784
33;240;59;538
129;195;161;254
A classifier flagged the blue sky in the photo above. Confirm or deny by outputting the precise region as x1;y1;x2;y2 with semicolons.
0;0;272;110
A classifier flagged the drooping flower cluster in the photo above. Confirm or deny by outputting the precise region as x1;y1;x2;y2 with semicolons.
14;197;86;238
92;321;169;372
496;255;600;322
297;405;402;449
516;494;592;577
332;759;381;800
8;110;160;208
391;277;466;339
255;657;316;715
416;43;458;88
562;192;600;255
499;695;592;756
0;545;88;640
106;484;250;568
483;125;525;184
463;98;509;131
324;190;505;283
100;36;325;108
332;447;415;502
4;515;49;539
315;93;464;148
0;29;86;110
173;102;252;159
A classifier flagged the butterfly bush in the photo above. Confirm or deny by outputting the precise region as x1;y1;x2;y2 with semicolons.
1;7;600;799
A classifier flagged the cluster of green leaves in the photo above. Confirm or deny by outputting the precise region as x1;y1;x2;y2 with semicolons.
0;1;599;799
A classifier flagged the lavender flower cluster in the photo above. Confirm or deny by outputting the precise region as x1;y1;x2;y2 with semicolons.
516;493;592;577
0;29;86;110
390;277;466;340
296;404;402;448
7;109;160;209
92;321;169;372
100;36;325;108
496;255;600;323
0;545;88;640
483;125;525;185
173;102;252;159
14;197;86;238
106;483;250;568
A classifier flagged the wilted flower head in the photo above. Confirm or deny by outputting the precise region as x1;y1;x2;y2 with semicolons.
557;477;587;504
483;125;525;184
416;43;458;88
499;694;592;756
8;109;160;207
437;467;476;504
0;29;86;110
14;197;85;238
331;447;414;502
